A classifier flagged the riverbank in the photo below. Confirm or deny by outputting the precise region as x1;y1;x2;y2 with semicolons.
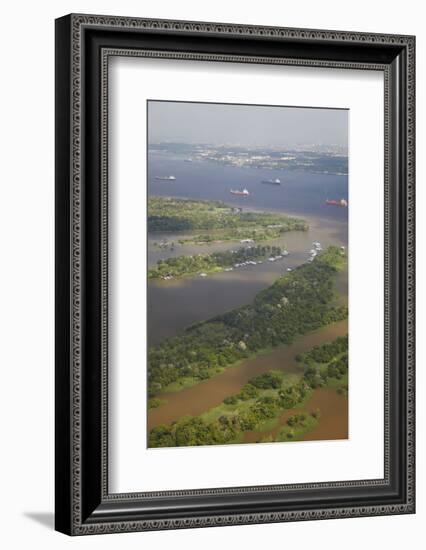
148;246;347;396
148;244;284;280
147;318;348;430
148;333;348;448
243;386;348;444
147;213;347;346
148;196;308;239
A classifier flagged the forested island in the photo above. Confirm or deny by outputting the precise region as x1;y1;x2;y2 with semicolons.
148;246;347;396
148;244;283;279
296;335;349;396
149;334;348;447
148;197;308;243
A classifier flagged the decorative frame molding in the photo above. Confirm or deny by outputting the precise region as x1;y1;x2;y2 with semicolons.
55;14;415;535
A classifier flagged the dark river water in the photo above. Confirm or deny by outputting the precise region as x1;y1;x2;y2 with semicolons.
148;319;348;432
148;151;349;222
147;151;348;346
146;152;349;445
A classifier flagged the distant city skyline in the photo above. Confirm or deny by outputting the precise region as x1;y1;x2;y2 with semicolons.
148;100;348;151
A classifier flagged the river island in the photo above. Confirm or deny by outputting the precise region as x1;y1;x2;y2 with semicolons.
147;245;348;442
146;102;349;449
149;333;348;447
148;197;308;245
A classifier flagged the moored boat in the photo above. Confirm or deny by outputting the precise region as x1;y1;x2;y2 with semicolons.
325;198;348;207
155;175;176;181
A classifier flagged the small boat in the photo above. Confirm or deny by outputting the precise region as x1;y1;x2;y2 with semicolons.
155;175;176;181
325;198;348;207
286;268;292;272
230;188;250;196
261;178;281;185
184;159;193;163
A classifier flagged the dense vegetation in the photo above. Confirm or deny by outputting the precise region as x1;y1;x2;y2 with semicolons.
149;332;348;448
148;397;166;410
148;197;308;242
148;246;347;396
149;370;309;448
296;335;348;395
273;412;319;443
148;245;283;279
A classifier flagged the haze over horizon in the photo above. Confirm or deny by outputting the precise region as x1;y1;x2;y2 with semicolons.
148;100;348;151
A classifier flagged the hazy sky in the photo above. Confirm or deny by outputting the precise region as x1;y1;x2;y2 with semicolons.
148;100;348;149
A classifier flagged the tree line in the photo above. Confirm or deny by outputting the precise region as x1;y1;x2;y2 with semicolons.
148;245;283;279
149;332;348;448
148;197;308;234
148;246;347;396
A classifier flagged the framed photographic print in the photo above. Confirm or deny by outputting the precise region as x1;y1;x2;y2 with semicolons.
55;14;415;535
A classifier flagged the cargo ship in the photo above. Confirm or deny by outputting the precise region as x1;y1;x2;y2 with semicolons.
326;198;348;207
230;188;250;196
261;178;281;185
155;175;176;181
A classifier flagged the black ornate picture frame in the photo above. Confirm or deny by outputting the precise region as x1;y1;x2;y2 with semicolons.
55;14;415;535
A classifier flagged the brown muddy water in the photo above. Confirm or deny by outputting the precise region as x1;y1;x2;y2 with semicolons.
148;216;347;346
147;208;349;442
243;388;348;444
147;319;348;431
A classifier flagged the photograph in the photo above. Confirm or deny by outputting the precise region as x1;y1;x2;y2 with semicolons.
146;100;349;449
51;8;415;538
0;0;418;544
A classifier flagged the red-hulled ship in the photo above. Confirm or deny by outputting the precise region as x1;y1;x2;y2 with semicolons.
230;188;250;196
326;198;348;207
